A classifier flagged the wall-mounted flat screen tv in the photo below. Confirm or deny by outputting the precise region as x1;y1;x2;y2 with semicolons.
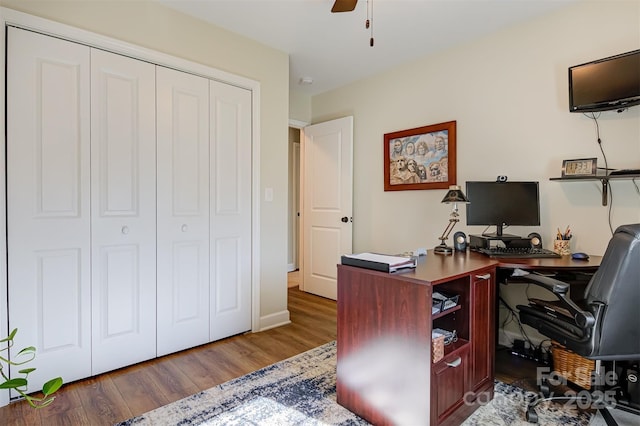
569;49;640;113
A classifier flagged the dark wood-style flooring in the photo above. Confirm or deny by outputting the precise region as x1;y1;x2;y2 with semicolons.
1;283;538;425
0;286;337;425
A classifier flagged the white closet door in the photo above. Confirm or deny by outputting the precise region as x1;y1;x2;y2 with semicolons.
90;49;157;374
6;27;92;391
156;67;210;356
209;81;252;341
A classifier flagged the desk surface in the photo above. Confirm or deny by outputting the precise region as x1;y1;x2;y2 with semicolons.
391;250;601;285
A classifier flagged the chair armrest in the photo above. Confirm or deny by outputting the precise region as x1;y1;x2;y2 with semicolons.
513;270;595;328
513;270;570;295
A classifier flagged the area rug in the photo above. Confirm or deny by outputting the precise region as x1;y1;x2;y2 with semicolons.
116;341;593;425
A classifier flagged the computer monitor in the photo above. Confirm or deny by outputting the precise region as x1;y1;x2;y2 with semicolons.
465;181;540;237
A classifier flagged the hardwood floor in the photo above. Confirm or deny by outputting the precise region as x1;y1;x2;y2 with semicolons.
1;282;537;425
0;286;337;425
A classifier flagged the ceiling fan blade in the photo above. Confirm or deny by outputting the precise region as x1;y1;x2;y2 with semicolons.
331;0;357;13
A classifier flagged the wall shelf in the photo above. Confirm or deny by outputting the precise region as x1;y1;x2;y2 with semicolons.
550;174;640;206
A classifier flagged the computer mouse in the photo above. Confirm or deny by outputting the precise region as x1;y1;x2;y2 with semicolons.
571;252;589;260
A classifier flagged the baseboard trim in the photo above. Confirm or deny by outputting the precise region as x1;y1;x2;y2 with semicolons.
259;309;291;332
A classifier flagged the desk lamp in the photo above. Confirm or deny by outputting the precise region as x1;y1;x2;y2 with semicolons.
434;185;469;255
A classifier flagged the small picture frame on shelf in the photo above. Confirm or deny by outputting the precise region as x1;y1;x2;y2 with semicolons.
561;158;597;177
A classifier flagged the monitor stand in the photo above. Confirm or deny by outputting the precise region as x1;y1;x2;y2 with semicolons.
470;233;522;250
481;233;520;240
482;224;520;239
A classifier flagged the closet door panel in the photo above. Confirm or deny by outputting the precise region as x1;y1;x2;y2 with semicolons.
90;49;157;374
209;81;252;341
156;66;210;356
6;27;92;392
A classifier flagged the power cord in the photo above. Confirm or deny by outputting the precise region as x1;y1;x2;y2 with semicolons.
586;112;615;236
499;292;553;364
498;291;535;349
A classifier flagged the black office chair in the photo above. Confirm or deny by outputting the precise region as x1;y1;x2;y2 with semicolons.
515;223;640;424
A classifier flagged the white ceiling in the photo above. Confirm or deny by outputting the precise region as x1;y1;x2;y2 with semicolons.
157;0;576;96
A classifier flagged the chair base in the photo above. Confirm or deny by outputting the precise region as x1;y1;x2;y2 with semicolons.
525;389;640;425
526;395;628;425
525;363;640;425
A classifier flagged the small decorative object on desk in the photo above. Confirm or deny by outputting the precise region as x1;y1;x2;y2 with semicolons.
341;252;417;273
553;226;572;255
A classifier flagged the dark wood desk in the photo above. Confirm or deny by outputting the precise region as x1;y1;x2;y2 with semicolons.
493;255;601;272
336;250;601;426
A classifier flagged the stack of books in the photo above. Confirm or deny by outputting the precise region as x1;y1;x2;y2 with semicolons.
341;252;417;273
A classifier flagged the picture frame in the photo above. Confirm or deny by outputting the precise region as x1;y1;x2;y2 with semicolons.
561;158;598;177
384;120;456;191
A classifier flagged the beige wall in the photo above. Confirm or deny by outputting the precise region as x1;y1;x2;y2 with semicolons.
310;0;640;346
290;90;312;124
312;0;640;257
1;0;291;325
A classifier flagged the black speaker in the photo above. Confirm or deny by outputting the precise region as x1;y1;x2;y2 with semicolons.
528;232;542;249
453;231;467;252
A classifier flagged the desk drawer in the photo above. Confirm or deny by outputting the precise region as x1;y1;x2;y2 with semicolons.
432;346;469;423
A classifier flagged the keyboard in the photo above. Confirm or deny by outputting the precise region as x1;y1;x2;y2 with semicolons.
475;247;561;259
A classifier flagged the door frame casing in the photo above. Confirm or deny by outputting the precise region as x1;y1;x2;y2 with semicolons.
288;119;308;276
0;8;262;406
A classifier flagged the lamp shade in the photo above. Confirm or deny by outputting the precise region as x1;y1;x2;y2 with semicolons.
441;185;469;204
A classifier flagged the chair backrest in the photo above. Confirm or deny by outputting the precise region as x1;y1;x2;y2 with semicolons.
583;223;640;360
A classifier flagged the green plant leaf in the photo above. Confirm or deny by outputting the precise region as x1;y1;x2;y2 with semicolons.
0;377;28;389
0;328;17;344
17;346;37;356
1;328;62;409
42;377;63;396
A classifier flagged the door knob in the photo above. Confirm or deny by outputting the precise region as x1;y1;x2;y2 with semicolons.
341;216;349;223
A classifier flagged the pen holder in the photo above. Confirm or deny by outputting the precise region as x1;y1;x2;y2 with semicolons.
553;239;571;255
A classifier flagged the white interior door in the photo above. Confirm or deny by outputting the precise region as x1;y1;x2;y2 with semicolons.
6;27;92;392
209;81;252;341
156;66;211;356
302;116;353;300
90;49;157;374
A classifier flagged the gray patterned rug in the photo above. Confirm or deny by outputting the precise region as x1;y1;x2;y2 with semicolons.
116;341;593;425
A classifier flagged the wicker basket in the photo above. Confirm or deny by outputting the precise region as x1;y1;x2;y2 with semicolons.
551;341;595;389
432;333;445;363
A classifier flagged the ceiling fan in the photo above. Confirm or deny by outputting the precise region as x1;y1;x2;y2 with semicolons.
331;0;358;13
331;0;375;46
